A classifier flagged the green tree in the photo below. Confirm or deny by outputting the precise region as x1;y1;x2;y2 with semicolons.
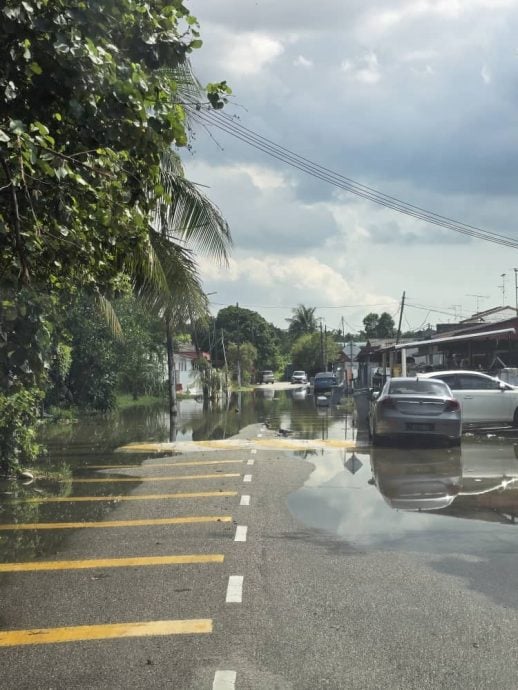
216;306;280;371
0;2;229;470
362;312;395;339
291;332;340;376
287;304;318;341
226;342;258;385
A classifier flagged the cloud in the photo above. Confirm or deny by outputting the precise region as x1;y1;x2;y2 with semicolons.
293;55;313;68
211;31;284;75
341;52;381;84
481;64;492;84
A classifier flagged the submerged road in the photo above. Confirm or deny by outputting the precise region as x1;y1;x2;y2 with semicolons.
2;423;518;688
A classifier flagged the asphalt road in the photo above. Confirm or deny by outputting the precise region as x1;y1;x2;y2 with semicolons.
2;423;518;689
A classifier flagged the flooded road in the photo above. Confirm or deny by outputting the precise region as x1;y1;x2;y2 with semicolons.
3;388;518;566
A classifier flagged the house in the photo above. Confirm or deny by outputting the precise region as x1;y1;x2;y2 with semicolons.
175;345;210;395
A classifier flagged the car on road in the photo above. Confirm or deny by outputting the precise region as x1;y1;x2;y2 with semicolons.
259;370;275;384
313;372;337;394
420;370;518;426
291;370;308;384
369;376;462;446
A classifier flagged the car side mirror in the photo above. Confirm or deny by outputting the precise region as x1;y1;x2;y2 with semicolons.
499;381;507;391
371;390;380;401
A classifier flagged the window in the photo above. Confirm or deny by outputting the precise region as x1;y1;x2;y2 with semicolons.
457;374;500;390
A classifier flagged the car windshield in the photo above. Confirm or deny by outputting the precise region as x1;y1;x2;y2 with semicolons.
389;380;450;396
293;371;305;376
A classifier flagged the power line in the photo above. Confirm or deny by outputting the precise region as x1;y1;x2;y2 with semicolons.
187;104;518;251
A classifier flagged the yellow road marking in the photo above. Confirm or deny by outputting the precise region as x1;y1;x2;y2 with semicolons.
88;460;244;469
0;553;224;572
10;491;238;505
70;473;240;484
0;515;232;531
117;439;358;453
0;619;212;646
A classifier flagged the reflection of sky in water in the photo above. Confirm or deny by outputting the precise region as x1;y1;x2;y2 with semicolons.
288;440;518;555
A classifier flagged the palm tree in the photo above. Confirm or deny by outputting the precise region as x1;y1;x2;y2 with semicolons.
144;150;231;439
287;304;318;340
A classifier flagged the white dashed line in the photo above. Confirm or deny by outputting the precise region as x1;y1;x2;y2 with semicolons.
234;525;248;542
243;474;252;483
226;575;244;603
213;670;237;690
251;449;257;454
240;495;250;506
247;458;255;465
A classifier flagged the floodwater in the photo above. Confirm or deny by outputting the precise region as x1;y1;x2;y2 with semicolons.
2;388;518;566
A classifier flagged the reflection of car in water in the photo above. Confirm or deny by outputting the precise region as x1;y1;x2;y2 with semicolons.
370;446;462;511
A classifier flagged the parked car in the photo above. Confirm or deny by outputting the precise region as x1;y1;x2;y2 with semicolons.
291;370;307;384
420;370;518;426
259;370;275;384
369;376;462;446
313;372;337;394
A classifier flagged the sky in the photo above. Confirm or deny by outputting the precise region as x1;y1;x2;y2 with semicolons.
182;0;518;333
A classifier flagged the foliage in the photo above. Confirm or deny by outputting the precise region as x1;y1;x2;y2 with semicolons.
286;304;318;341
362;312;396;339
0;0;206;293
291;332;340;376
216;306;280;371
0;388;43;474
113;295;166;399
226;342;258;385
66;295;118;412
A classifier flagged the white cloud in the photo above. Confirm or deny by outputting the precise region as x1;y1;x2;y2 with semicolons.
294;55;313;68
218;32;284;75
341;52;381;84
239;164;287;190
481;63;492;84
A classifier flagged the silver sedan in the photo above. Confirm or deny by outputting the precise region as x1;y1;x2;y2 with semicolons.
369;377;462;447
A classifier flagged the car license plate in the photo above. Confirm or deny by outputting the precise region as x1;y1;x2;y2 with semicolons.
406;423;434;431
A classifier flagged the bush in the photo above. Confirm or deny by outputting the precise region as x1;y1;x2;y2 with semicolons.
0;389;43;475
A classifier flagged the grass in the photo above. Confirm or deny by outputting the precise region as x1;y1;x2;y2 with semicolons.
116;394;165;409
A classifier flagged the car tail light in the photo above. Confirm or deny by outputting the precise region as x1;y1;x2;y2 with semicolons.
444;399;460;412
379;396;396;409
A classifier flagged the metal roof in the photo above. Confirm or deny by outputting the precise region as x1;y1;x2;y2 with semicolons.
392;327;516;351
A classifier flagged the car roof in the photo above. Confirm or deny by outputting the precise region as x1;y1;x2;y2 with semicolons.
420;370;495;378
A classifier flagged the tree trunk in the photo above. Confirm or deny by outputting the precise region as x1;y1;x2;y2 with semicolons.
165;310;177;442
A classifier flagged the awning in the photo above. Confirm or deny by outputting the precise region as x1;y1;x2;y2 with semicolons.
392;327;516;351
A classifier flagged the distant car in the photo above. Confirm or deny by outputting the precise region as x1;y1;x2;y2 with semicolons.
260;370;275;384
369;376;462;446
291;370;307;384
313;372;337;393
420;370;518;426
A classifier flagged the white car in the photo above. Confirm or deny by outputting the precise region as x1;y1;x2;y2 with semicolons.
420;370;518;426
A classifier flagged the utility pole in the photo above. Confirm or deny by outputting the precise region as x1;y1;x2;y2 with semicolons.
319;320;324;371
500;273;506;306
221;329;229;399
395;291;405;345
236;302;241;388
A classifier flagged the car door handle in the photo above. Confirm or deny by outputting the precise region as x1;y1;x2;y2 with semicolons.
463;395;474;399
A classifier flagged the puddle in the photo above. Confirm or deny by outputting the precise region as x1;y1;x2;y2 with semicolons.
288;438;518;556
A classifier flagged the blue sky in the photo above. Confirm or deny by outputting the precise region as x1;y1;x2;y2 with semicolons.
183;0;518;332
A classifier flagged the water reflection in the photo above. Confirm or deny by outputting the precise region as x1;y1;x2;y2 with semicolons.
289;438;518;554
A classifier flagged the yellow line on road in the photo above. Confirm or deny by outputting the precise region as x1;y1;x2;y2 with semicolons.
88;460;244;469
0;619;213;646
117;439;358;453
70;473;240;484
10;491;238;504
0;553;224;573
0;516;232;531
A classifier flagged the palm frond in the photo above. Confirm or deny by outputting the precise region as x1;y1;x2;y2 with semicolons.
94;292;123;340
154;150;232;265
